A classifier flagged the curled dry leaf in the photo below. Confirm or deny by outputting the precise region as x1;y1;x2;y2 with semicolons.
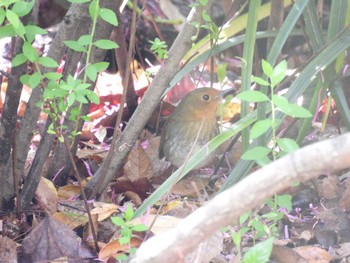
98;238;143;262
91;201;119;222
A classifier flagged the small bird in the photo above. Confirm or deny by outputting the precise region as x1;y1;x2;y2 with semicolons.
159;88;221;169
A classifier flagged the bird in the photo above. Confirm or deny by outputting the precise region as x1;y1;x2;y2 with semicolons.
159;87;221;169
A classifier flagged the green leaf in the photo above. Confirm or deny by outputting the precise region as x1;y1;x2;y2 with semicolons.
111;216;125;227
252;76;270;86
119;235;131;245
99;8;118;26
0;24;16;38
20;74;30;85
277;138;299;153
22;41;38;62
86;64;97;81
76;83;91;90
199;0;208;5
86;91;100;104
250;119;271;140
243;238;274;263
38;56;59;68
236;90;270;102
89;0;99;19
271;60;287;87
217;63;227;83
261;59;273;77
11;1;34;17
285;104;312;118
124;205;134;221
60;84;73;91
242;146;271;160
93;39;118;49
44;72;62;81
201;10;211;22
0;8;6;25
11;53;27;67
28;72;41;88
74;92;88;103
6;9;25;38
64;40;86;52
77;34;92;45
271;94;289;110
239;211;251;225
93;62;109;72
131;224;148;232
67;92;75;107
24;25;47;36
116;254;129;260
276;194;292;211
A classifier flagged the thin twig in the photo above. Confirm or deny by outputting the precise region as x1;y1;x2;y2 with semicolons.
61;133;99;252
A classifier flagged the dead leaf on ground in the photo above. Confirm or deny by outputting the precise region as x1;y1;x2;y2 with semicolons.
339;179;350;211
163;200;199;218
53;212;89;229
185;231;223;263
272;244;307;263
98;238;143;262
293;246;332;263
316;175;342;200
171;176;209;197
330;242;350;260
123;140;153;181
35;177;58;215
57;185;81;200
91;202;118;222
130;214;181;235
0;236;17;263
22;216;81;262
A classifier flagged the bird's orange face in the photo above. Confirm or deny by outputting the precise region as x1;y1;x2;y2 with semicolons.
171;88;221;122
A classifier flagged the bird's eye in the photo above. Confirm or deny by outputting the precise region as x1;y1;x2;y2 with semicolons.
202;94;210;101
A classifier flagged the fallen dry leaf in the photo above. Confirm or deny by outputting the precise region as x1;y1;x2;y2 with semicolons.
57;185;81;200
98;238;143;262
0;236;17;263
123;140;153;181
293;246;332;263
22;216;81;262
53;211;89;229
171;176;209;197
35;177;58;215
339;179;350;211
91;202;118;222
272;244;307;263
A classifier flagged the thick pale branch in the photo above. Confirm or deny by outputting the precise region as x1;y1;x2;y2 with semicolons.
130;132;350;263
